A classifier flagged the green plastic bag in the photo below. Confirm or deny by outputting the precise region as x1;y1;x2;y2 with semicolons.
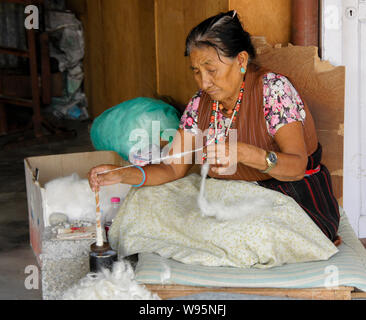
90;97;180;161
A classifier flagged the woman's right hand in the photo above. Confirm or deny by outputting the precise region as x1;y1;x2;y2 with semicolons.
88;164;123;192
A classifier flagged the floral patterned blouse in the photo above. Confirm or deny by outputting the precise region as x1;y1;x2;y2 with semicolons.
179;73;306;143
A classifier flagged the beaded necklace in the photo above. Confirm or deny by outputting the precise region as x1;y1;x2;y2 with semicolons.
209;81;245;143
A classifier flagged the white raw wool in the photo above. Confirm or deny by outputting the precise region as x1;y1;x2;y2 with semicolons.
198;163;276;221
44;173;131;225
62;260;160;300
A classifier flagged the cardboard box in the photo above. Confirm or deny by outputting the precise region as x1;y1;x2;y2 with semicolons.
24;150;125;266
24;149;197;299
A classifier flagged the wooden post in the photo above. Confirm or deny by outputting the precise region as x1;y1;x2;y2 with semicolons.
40;32;52;106
26;28;43;138
0;103;7;135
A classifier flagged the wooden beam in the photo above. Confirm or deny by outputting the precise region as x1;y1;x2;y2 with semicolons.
0;0;44;5
0;79;7;135
26;28;42;137
351;292;366;299
40;32;51;105
0;103;7;135
0;95;33;107
0;47;29;58
145;284;354;300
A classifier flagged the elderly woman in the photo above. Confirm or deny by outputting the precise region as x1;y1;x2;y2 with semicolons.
89;11;340;243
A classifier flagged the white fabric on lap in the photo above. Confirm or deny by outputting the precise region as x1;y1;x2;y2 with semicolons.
109;174;338;269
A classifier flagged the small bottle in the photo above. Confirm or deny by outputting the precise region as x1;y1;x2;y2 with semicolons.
104;197;121;240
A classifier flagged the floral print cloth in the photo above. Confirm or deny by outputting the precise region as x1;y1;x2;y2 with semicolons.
179;73;306;139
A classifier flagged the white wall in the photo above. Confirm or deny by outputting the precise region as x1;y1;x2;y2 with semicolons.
321;0;366;237
359;0;366;237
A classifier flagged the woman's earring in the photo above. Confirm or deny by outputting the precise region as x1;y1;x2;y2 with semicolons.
240;67;246;74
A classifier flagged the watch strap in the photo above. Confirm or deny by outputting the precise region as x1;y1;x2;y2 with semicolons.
260;151;277;174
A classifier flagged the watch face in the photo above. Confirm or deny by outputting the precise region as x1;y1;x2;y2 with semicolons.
268;152;277;164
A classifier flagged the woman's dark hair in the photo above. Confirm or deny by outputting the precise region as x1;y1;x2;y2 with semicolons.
184;10;256;60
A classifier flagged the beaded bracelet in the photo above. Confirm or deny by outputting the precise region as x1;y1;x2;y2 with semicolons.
132;165;146;188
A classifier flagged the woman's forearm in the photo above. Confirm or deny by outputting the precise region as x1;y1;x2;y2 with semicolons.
237;142;307;181
120;163;184;186
89;129;195;190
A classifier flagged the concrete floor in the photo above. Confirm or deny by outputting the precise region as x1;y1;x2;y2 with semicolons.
0;120;94;300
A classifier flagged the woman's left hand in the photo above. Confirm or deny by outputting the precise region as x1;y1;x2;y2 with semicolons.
206;141;239;175
88;164;123;192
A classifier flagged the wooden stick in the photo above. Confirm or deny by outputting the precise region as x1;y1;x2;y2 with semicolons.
95;190;104;246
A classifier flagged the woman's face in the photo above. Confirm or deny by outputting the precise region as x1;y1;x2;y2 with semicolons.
189;46;248;103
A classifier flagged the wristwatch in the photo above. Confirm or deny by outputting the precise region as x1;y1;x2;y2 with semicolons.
260;151;278;174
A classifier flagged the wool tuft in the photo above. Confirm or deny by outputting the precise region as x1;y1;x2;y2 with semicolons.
62;260;160;300
44;173;131;225
198;163;277;220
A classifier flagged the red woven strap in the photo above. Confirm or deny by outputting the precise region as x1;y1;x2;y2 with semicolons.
305;165;321;176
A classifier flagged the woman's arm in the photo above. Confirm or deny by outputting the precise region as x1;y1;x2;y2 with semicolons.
88;128;196;191
209;121;308;181
237;121;308;181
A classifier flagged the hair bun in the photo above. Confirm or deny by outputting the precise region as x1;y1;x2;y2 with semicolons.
184;10;256;59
